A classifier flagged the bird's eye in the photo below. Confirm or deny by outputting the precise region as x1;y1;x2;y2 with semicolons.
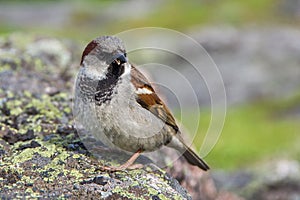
112;60;119;66
113;54;127;66
124;53;127;57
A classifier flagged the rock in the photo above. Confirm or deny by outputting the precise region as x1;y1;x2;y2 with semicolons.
189;26;300;106
212;159;300;200
278;0;300;19
26;37;72;68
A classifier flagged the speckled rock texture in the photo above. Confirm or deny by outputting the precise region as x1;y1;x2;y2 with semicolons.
0;34;241;200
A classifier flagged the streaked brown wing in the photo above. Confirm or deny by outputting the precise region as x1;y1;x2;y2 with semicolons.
130;65;179;132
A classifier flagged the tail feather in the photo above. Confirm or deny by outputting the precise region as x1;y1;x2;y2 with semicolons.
168;135;210;171
183;146;210;171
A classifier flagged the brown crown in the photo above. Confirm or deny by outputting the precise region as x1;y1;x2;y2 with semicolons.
80;40;98;65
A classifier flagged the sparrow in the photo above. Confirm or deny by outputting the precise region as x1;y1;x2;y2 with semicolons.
73;36;209;171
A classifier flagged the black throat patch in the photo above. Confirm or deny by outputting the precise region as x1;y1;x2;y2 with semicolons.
94;62;125;105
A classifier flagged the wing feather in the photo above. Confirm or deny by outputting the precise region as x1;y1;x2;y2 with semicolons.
130;65;179;132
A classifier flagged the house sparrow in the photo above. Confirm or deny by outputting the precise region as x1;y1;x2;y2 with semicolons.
74;36;209;171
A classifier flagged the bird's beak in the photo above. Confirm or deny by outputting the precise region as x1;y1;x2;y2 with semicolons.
113;53;128;65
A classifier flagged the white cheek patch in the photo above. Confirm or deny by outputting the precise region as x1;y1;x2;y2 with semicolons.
136;87;153;95
123;62;131;76
82;55;108;80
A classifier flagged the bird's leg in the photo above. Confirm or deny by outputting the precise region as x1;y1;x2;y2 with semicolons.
100;149;143;171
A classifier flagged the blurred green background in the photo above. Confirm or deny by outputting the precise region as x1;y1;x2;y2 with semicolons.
0;0;299;172
0;0;295;39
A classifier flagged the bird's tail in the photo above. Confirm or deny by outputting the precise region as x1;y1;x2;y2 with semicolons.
182;145;210;171
168;135;210;171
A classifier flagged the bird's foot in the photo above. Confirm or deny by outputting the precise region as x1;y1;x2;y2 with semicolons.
98;149;143;172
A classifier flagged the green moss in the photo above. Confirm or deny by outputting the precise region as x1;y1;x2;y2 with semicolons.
10;107;23;116
21;175;34;185
6;91;14;98
11;141;60;165
57;195;67;200
112;186;143;200
27;97;62;120
158;193;168;200
25;187;40;198
22;54;33;66
0;51;22;71
53;92;68;100
130;180;140;188
32;125;42;133
68;169;83;179
33;58;45;71
174;194;185;200
6;100;23;116
23;90;32;98
0;64;11;73
63;107;71;114
12;148;40;164
147;187;159;195
72;154;81;159
13;144;87;183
